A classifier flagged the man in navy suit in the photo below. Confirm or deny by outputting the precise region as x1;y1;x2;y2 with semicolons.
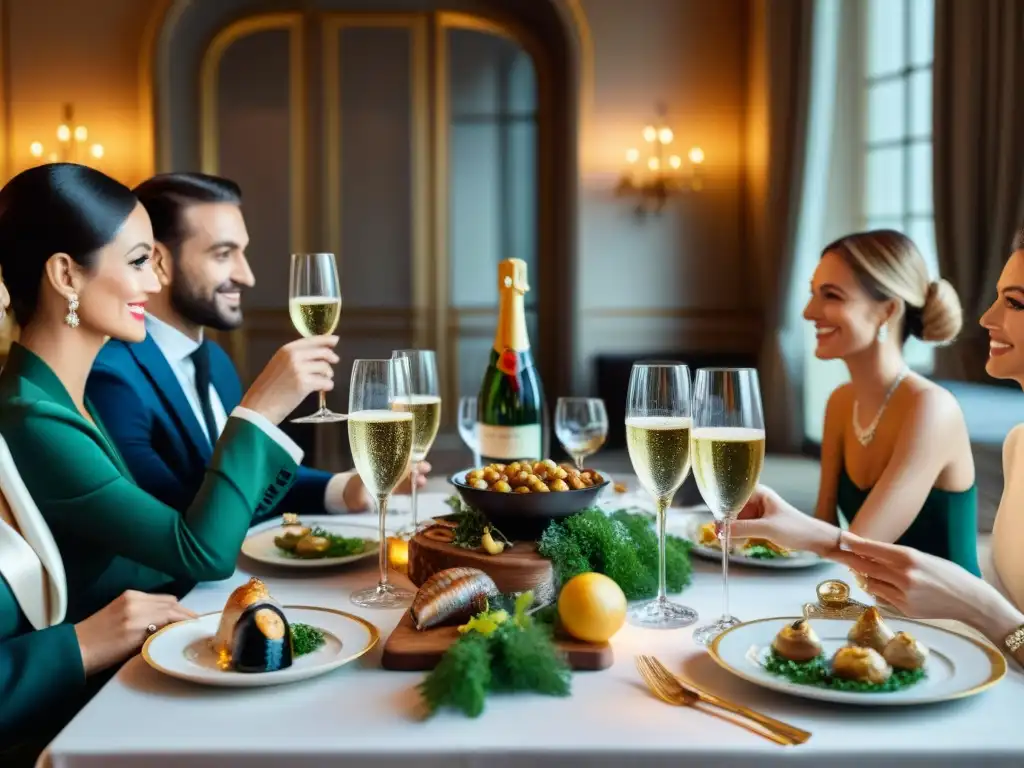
87;173;426;520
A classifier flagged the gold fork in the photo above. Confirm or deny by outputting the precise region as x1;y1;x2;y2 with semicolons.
636;656;810;746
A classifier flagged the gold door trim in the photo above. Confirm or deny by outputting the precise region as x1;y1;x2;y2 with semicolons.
198;12;307;380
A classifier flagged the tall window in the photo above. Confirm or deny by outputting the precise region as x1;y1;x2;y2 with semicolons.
863;0;936;370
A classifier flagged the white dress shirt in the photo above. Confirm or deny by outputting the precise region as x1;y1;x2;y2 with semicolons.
144;314;356;512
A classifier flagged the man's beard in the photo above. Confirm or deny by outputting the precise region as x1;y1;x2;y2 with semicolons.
170;274;244;332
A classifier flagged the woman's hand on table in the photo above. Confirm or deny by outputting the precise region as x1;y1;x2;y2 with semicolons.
342;461;431;511
830;536;1024;645
731;485;842;555
74;591;197;675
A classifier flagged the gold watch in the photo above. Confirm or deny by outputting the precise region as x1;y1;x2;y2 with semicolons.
1004;624;1024;654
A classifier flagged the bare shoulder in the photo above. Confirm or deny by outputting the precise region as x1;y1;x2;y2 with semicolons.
1003;423;1024;462
903;377;966;427
825;383;854;413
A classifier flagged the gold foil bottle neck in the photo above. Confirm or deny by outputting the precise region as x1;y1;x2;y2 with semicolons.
499;258;530;295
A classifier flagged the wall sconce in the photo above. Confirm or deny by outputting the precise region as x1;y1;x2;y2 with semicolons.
29;103;104;166
615;105;704;218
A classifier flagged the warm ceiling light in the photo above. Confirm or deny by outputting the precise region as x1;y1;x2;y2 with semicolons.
29;142;43;157
642;125;656;143
658;127;673;144
688;147;705;164
625;148;639;164
90;144;104;159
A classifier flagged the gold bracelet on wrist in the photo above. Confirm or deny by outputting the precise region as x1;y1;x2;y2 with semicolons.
1005;624;1024;654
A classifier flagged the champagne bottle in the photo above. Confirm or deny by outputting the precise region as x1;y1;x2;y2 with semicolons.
478;258;545;464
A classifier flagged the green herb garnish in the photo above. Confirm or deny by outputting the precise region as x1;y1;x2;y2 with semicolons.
763;649;925;692
444;497;512;551
538;508;693;600
290;623;326;656
278;527;368;559
419;591;571;717
743;543;785;560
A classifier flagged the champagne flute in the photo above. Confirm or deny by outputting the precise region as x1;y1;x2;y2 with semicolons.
555;397;608;470
391;349;441;529
625;363;698;629
691;368;766;645
458;395;480;466
289;252;346;423
349;357;415;609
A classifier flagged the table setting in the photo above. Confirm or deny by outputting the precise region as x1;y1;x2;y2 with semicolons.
36;256;1024;767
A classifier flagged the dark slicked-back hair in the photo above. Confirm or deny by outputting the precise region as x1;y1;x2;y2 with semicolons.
132;172;241;256
0;163;138;325
1012;228;1024;253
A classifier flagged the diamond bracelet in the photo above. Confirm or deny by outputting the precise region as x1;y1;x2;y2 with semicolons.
1005;625;1024;654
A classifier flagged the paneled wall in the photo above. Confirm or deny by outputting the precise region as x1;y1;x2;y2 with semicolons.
0;0;760;435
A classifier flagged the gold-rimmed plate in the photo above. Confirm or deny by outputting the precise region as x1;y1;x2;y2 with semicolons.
142;606;379;687
241;526;379;569
709;616;1005;706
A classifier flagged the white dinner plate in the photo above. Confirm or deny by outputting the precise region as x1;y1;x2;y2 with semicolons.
709;616;1006;706
241;526;378;569
684;518;825;569
142;606;379;688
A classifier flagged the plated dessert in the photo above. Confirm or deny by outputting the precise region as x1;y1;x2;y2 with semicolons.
765;609;929;692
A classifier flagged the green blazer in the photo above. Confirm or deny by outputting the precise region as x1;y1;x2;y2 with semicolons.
0;342;299;746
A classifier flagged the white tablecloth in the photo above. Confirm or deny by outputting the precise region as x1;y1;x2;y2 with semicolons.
39;493;1024;767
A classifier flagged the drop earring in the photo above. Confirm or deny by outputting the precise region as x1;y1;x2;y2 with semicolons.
65;293;80;328
877;323;888;343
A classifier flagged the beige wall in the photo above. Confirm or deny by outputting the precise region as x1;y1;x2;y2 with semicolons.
0;0;760;385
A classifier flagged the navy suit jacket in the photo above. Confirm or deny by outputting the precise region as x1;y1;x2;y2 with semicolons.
86;334;332;523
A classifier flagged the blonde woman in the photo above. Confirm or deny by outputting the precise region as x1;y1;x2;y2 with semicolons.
802;230;979;573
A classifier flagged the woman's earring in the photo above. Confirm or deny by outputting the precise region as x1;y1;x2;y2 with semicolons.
877;323;888;343
65;293;80;328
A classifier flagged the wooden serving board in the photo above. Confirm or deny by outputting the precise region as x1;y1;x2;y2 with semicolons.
408;529;556;603
381;610;613;671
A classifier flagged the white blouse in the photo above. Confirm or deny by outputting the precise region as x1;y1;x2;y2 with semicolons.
988;424;1024;612
0;434;66;629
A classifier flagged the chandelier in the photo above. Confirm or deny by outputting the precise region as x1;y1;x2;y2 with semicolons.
29;103;104;165
616;104;704;217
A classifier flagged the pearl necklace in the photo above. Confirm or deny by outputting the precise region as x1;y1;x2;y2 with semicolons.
852;368;909;447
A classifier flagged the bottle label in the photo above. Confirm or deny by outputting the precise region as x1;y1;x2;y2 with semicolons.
478;423;542;462
496;348;519;377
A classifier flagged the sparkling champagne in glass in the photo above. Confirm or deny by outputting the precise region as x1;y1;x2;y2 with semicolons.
349;357;415;609
555;397;608;470
691;368;765;645
289;253;346;423
390;350;440;529
625;363;698;629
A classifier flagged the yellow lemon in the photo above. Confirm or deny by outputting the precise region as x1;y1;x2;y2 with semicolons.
557;572;627;643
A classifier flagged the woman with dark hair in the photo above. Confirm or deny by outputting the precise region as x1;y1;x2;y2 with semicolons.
800;229;980;572
0;163;337;755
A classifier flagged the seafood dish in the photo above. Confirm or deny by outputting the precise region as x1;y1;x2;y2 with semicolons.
213;577;293;673
411;568;499;630
765;609;929;691
771;619;823;662
847;606;896;653
697;521;792;558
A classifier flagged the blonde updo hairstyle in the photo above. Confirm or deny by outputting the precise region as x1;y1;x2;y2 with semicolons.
822;229;962;345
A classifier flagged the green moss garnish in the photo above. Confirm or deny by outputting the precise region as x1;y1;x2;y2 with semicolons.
419;591;570;718
290;623;326;656
764;649;925;692
743;544;786;560
537;508;693;600
279;527;367;559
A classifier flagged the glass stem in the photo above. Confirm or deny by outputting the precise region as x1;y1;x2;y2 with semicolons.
377;495;389;588
720;518;732;620
657;496;668;602
410;464;419;529
575;454;585;471
318;391;327;413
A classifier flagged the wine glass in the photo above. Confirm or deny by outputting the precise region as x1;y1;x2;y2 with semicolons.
289;253;346;423
349;357;415;609
391;349;440;529
555;397;608;470
691;368;766;645
458;395;481;466
624;363;698;629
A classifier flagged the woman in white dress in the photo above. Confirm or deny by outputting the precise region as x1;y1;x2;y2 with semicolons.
733;230;1024;666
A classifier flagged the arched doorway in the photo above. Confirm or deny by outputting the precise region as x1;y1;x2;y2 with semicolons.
149;0;581;466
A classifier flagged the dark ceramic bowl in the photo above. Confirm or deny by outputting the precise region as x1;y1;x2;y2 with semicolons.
448;467;610;540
